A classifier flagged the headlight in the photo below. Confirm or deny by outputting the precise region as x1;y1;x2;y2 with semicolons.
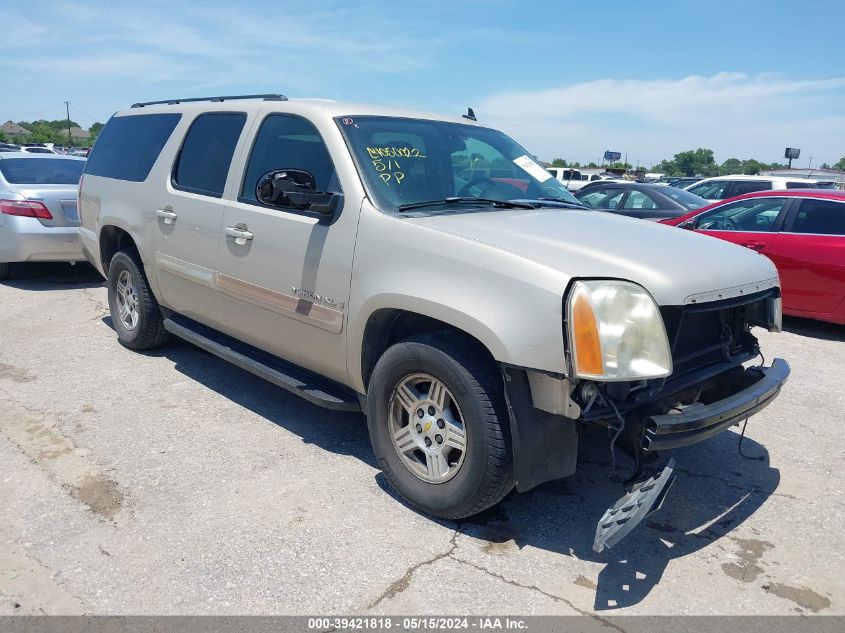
566;280;672;381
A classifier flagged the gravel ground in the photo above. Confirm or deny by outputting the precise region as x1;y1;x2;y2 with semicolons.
0;262;843;616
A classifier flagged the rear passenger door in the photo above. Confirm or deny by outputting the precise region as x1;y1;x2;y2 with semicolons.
619;190;662;218
768;197;845;316
152;112;247;326
214;112;359;385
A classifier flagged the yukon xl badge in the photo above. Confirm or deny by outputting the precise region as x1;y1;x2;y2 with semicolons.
291;286;345;311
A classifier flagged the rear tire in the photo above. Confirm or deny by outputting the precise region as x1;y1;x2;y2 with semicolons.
0;262;10;280
367;332;514;519
107;251;168;350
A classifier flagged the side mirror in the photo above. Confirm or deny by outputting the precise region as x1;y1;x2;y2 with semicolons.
679;220;695;230
256;169;342;217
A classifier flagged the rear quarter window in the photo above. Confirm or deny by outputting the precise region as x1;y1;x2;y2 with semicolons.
85;113;181;182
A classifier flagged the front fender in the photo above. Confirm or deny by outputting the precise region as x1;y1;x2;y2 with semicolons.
346;203;571;392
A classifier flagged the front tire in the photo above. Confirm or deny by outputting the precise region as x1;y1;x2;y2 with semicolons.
107;251;168;350
367;333;514;519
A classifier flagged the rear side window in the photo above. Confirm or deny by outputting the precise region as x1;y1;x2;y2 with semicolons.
85;113;181;182
791;199;845;235
173;112;246;197
786;181;816;189
732;180;772;195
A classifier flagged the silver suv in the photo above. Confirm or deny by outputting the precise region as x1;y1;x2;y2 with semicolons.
79;94;789;550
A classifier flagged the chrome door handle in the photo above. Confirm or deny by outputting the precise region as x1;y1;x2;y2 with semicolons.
224;226;254;245
155;209;177;224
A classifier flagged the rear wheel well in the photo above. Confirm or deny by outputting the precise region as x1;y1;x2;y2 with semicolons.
361;309;498;392
99;226;138;274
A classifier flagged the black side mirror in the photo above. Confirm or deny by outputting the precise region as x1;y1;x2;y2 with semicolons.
679;220;695;230
256;169;342;217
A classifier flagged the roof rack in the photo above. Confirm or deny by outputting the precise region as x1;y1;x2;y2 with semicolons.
130;94;288;108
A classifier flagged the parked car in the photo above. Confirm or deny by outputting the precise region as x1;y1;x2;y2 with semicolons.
0;143;23;153
545;167;605;192
653;176;702;189
78;95;788;550
0;153;86;279
664;189;845;324
684;175;823;203
19;146;58;155
574;181;708;219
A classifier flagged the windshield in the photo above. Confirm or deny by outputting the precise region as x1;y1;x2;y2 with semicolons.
660;186;708;209
0;158;85;185
336;116;581;211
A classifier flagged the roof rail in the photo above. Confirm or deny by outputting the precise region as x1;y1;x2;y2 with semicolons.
130;94;288;108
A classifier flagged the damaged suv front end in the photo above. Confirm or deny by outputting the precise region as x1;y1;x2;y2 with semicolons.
510;276;788;551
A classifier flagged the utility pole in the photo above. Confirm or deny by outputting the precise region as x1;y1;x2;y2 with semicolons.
64;101;72;147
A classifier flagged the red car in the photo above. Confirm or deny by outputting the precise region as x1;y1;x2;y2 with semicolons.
663;189;845;325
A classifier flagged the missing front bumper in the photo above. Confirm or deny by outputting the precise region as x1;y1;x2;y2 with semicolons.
643;359;790;451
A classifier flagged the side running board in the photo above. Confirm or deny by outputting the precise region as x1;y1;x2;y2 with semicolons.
163;315;360;412
593;458;676;553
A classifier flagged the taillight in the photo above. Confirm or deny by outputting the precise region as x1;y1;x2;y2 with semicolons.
0;199;53;219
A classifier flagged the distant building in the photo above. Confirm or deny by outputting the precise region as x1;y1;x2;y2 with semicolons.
69;126;90;141
761;167;845;189
1;121;32;137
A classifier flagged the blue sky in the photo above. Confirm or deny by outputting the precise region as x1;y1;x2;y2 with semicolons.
2;0;844;167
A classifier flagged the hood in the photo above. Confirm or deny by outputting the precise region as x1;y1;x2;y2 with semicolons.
409;208;779;306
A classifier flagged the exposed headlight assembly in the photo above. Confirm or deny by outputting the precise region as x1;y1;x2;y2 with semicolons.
566;280;672;381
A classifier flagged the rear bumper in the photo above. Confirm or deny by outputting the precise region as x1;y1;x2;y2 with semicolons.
644;358;790;451
0;215;83;263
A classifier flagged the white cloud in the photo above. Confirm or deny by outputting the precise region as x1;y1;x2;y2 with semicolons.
477;72;845;166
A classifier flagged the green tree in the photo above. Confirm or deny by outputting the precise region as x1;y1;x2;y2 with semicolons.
88;121;105;145
833;157;845;171
551;157;567;167
586;161;598;168
720;158;742;175
0;131;7;143
742;159;763;175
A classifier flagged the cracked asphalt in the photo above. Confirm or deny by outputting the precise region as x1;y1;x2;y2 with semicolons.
1;262;843;616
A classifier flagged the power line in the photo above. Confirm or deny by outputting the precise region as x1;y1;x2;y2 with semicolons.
69;104;104;123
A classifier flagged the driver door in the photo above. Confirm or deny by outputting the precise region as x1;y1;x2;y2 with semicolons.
691;197;791;253
213;112;358;385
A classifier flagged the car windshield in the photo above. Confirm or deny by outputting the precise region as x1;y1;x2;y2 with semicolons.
336;115;582;212
0;158;85;184
660;187;708;209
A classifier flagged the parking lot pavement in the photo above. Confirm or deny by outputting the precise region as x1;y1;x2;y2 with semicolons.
0;263;843;616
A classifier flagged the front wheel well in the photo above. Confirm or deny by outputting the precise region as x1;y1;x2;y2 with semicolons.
360;309;498;392
99;225;138;274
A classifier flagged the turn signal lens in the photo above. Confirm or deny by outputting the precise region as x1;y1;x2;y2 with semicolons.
570;287;603;376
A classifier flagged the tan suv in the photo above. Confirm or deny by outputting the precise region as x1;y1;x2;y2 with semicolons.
79;94;789;551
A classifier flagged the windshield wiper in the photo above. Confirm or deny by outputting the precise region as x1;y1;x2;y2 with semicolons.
397;197;536;212
534;197;590;209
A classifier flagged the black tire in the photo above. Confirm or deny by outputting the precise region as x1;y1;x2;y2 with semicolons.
367;332;514;519
106;251;168;350
0;262;10;280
